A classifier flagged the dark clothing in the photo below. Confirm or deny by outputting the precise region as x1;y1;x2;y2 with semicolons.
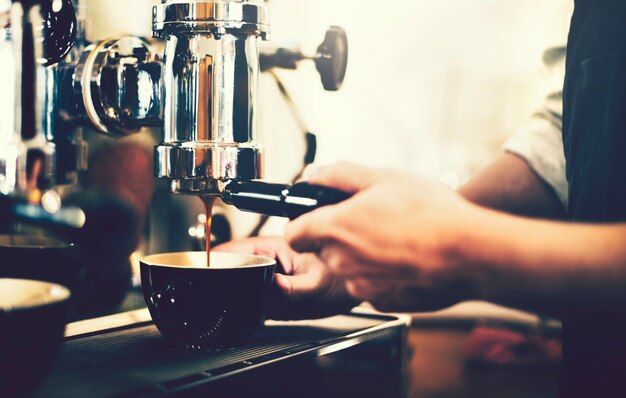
562;0;626;396
565;0;626;222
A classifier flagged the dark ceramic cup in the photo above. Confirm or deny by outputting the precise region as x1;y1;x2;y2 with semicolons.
0;234;131;316
0;235;81;295
141;252;275;350
0;279;71;397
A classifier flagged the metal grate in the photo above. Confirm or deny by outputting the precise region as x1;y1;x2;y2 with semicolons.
36;314;387;397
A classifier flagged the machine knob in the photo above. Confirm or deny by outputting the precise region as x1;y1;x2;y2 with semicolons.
315;26;348;91
41;0;76;66
259;26;348;92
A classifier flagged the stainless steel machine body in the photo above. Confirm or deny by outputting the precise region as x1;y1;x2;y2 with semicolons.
0;0;269;199
0;0;347;232
1;0;85;198
153;0;270;195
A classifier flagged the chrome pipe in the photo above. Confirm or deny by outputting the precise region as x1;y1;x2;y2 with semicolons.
8;0;55;193
0;1;21;195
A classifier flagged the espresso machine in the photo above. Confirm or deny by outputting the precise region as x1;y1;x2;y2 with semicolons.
0;3;412;397
0;0;350;313
1;0;350;240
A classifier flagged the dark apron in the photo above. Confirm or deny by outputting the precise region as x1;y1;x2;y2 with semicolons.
562;0;626;396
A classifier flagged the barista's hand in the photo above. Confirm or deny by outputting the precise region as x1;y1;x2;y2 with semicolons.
214;237;359;320
286;162;483;313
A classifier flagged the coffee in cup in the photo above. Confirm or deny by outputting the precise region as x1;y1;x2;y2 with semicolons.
141;252;275;349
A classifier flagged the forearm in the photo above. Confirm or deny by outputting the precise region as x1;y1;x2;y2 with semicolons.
458;152;565;220
457;205;626;316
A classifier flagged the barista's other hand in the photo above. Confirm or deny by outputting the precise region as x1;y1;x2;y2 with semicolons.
214;237;359;320
286;162;483;313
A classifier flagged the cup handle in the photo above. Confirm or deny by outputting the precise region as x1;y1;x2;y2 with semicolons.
151;279;194;330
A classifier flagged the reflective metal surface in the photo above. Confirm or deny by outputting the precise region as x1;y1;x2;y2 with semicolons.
161;33;259;145
3;0;271;201
40;0;86;187
75;36;162;136
9;0;56;192
154;0;269;195
43;62;88;186
40;0;77;66
156;144;263;194
0;20;22;195
1;0;87;195
153;0;270;37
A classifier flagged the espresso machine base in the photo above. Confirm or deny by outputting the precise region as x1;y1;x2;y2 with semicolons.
35;308;409;398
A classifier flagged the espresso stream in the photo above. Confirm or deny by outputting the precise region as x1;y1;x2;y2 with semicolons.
200;197;216;268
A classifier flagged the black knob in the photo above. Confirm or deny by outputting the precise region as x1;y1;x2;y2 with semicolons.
41;0;76;66
315;26;348;92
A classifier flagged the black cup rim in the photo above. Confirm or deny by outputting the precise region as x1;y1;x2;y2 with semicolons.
140;251;276;270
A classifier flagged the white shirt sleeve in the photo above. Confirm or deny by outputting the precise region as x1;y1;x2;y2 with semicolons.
503;47;568;208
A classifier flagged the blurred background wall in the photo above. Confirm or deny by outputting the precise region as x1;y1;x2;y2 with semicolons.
83;0;572;237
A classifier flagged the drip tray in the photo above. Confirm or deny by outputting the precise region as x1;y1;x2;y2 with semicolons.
36;308;409;398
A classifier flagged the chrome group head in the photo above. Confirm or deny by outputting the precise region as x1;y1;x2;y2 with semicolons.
153;0;270;195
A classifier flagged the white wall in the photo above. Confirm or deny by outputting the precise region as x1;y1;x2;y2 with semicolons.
261;0;571;178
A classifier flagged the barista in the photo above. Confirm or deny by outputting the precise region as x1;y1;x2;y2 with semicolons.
218;0;626;396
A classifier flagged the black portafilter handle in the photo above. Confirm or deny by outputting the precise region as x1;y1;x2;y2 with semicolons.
222;181;352;220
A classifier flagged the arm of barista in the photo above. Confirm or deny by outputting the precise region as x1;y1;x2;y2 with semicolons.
454;208;626;317
458;152;566;219
459;98;567;219
285;162;626;319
